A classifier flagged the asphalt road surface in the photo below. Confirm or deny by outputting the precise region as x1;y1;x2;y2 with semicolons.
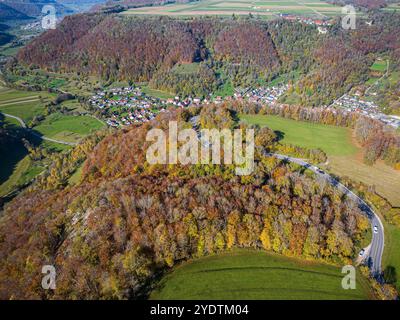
266;153;384;276
189;117;384;277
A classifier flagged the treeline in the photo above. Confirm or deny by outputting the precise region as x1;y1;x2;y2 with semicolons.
13;15;304;97
0;32;14;46
0;107;371;299
340;174;400;227
13;12;400;104
225;100;400;169
355;117;400;168
325;0;387;10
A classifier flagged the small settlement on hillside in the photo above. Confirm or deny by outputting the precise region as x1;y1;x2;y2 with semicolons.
89;83;400;129
332;94;400;129
88;84;289;127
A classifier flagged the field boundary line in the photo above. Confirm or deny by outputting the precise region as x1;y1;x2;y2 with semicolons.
0;98;41;107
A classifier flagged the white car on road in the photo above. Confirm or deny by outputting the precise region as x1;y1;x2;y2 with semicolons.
374;226;378;234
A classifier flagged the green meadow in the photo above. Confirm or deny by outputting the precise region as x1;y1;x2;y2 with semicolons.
0;87;105;196
34;113;105;143
151;249;372;300
383;224;400;292
0;89;56;123
239;113;400;206
141;85;175;99
370;59;388;73
240;114;357;156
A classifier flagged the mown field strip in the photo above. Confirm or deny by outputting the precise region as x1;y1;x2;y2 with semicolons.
0;95;39;104
0;98;40;107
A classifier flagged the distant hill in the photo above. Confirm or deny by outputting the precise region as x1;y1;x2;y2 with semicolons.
0;24;11;32
0;33;16;46
325;0;388;9
0;2;32;21
1;0;73;18
56;0;108;13
94;0;193;12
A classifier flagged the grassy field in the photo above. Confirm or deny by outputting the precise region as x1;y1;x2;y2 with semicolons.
122;0;344;18
370;59;388;73
34;113;105;143
0;87;104;196
68;164;84;186
0;154;44;197
240;114;400;206
151;249;372;300
0;89;56;123
327;156;400;207
0;138;28;186
141;85;175;99
0;117;45;196
365;58;388;85
240;114;357;156
5;69;103;97
383;224;400;291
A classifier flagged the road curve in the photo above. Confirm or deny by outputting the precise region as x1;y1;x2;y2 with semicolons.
2;113;78;146
266;153;384;277
189;116;384;277
2;113;27;128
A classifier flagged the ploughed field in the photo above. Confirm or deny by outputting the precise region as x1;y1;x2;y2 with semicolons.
150;249;372;300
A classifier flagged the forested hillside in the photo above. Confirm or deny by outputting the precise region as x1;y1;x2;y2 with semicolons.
326;0;387;9
16;15;283;85
0;3;32;21
0;106;371;299
13;12;400;105
1;0;72;18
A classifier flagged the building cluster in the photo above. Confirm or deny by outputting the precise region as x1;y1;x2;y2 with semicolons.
20;21;42;31
332;94;400;129
279;14;330;34
89;87;166;127
89;83;290;127
279;14;333;26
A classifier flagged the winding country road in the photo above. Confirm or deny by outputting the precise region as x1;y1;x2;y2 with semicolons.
2;113;78;146
265;153;384;277
189;116;384;276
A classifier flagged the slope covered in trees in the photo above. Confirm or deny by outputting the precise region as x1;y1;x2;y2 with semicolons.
0;106;371;299
12;15;306;96
1;0;71;18
326;0;387;9
0;2;31;21
13;12;400;104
